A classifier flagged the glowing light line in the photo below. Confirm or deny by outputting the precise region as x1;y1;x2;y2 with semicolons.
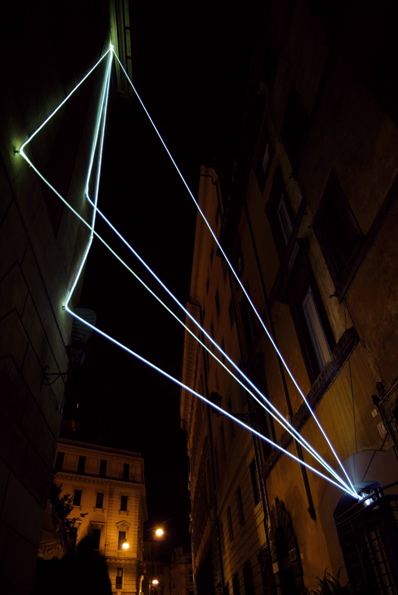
115;51;356;496
17;47;357;498
20;48;112;154
65;305;357;497
20;130;351;493
85;49;113;234
84;196;354;494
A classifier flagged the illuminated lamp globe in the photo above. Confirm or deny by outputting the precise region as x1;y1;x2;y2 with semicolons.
122;541;130;550
151;579;159;586
155;528;164;538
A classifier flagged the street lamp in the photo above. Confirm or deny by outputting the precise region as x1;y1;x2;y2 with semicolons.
150;578;159;594
154;527;164;538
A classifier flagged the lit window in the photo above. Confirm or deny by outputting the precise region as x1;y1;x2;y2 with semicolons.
118;531;127;550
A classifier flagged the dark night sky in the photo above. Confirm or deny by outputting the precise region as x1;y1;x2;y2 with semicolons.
72;2;256;550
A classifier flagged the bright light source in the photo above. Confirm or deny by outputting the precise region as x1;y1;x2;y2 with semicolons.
155;528;164;538
122;541;130;550
151;579;159;586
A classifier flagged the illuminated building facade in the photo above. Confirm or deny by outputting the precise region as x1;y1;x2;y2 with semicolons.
181;0;398;593
170;547;194;595
0;1;133;592
53;439;147;594
142;541;171;595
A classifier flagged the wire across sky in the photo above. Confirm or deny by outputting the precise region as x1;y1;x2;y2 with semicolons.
18;44;359;500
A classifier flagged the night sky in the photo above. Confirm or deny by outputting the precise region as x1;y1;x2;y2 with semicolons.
71;2;256;550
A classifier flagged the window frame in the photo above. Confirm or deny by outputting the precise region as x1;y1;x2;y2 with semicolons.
95;492;104;509
118;530;127;550
266;168;295;258
122;463;130;481
227;506;234;542
99;459;107;477
314;171;364;298
120;495;128;512
73;489;82;506
274;240;335;382
236;486;245;527
77;455;86;474
116;568;123;589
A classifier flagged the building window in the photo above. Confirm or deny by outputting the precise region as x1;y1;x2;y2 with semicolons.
282;85;309;174
243;561;255;594
236;486;245;527
116;568;123;589
275;240;335;382
99;459;107;477
220;522;225;554
118;531;127;550
228;298;235;328
239;283;258;354
73;489;82;506
234;238;244;279
215;289;221;319
250;459;260;506
122;463;130;481
266;168;295;258
227;506;234;541
95;492;104;509
301;286;333;372
291;280;334;382
255;125;274;193
77;455;86;474
314;171;363;296
232;572;240;595
220;425;227;463
334;483;398;593
92;528;101;550
55;451;64;472
120;495;128;511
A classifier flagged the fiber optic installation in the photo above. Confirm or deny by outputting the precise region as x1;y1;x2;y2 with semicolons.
17;44;359;500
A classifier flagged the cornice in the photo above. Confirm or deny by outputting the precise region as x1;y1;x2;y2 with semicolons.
56;472;144;491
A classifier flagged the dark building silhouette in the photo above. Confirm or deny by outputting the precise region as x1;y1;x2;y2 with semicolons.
0;2;134;592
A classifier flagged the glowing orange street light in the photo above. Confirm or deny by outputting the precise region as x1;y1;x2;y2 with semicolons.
154;527;164;538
